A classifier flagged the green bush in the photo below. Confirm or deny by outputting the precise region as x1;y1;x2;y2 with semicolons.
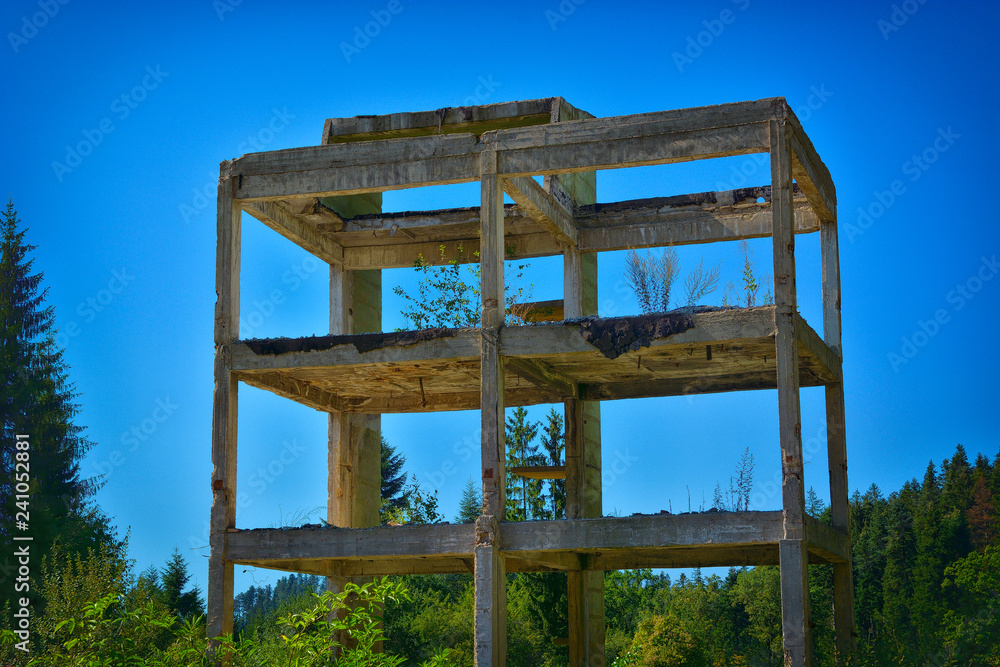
614;611;706;667
1;570;456;667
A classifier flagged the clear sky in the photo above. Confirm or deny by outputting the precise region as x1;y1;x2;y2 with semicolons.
3;1;998;597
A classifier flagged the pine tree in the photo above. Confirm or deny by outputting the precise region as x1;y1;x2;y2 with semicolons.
455;476;481;523
881;480;920;662
850;484;889;646
0;200;113;612
379;437;445;525
911;460;948;658
160;548;205;621
505;407;543;521
381;435;409;509
805;487;826;517
966;475;996;549
540;408;565;519
940;444;975;546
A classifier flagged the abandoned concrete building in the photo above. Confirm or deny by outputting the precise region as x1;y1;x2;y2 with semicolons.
208;96;855;666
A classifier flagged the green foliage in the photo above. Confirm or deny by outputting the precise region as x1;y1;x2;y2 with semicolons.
394;244;479;329
504;407;545;522
0;200;116;615
234;573;322;637
382;436;410;512
625;248;722;313
737;240;761;307
454;477;482;524
159;549;205;622
5;443;995;666
731;448;755;512
29;539;138;655
540;408;566;519
26;592;178;666
383;575;474;664
0;559;457;667
939;545;1000;665
604;570;666;640
382;476;444;526
966;473;997;548
252;581;457;666
806;487;827;518
625;247;773;313
848;444;1000;665
514;572;568;649
393;244;532;329
614;611;705;667
598;445;998;667
721;240;772;308
729;567;783;663
1;228;991;667
269;580;406;666
710;447;755;512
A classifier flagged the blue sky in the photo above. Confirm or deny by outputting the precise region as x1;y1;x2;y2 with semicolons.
3;1;998;596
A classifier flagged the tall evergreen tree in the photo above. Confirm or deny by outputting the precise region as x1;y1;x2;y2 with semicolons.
805;486;826;517
880;479;920;661
966;474;997;549
539;408;565;519
159;548;205;621
850;483;889;646
505;407;544;521
0;200;112;612
381;435;409;509
911;461;949;657
455;476;481;523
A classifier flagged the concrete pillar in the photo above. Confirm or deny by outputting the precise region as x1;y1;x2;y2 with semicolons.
771;116;812;666
552;150;605;665
821;191;857;664
323;193;383;654
208;163;240;665
475;148;508;666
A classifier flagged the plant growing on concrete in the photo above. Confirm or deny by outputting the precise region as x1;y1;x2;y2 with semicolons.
394;243;533;329
625;247;722;313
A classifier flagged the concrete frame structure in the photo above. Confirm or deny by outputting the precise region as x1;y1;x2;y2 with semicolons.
208;97;855;666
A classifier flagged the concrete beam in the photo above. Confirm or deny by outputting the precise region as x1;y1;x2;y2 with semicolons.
503;175;578;247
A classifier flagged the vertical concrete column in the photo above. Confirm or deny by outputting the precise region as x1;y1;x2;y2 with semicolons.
324;193;384;654
475;515;507;667
826;385;856;664
771;112;812;667
208;162;240;664
324;193;383;576
475;148;508;666
550;150;604;665
821;200;857;663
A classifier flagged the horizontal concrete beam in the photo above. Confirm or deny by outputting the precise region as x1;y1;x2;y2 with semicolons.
230;309;777;372
502;511;784;553
323;97;562;143
340;189;818;269
228;511;846;575
230;99;787;200
227;523;473;562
